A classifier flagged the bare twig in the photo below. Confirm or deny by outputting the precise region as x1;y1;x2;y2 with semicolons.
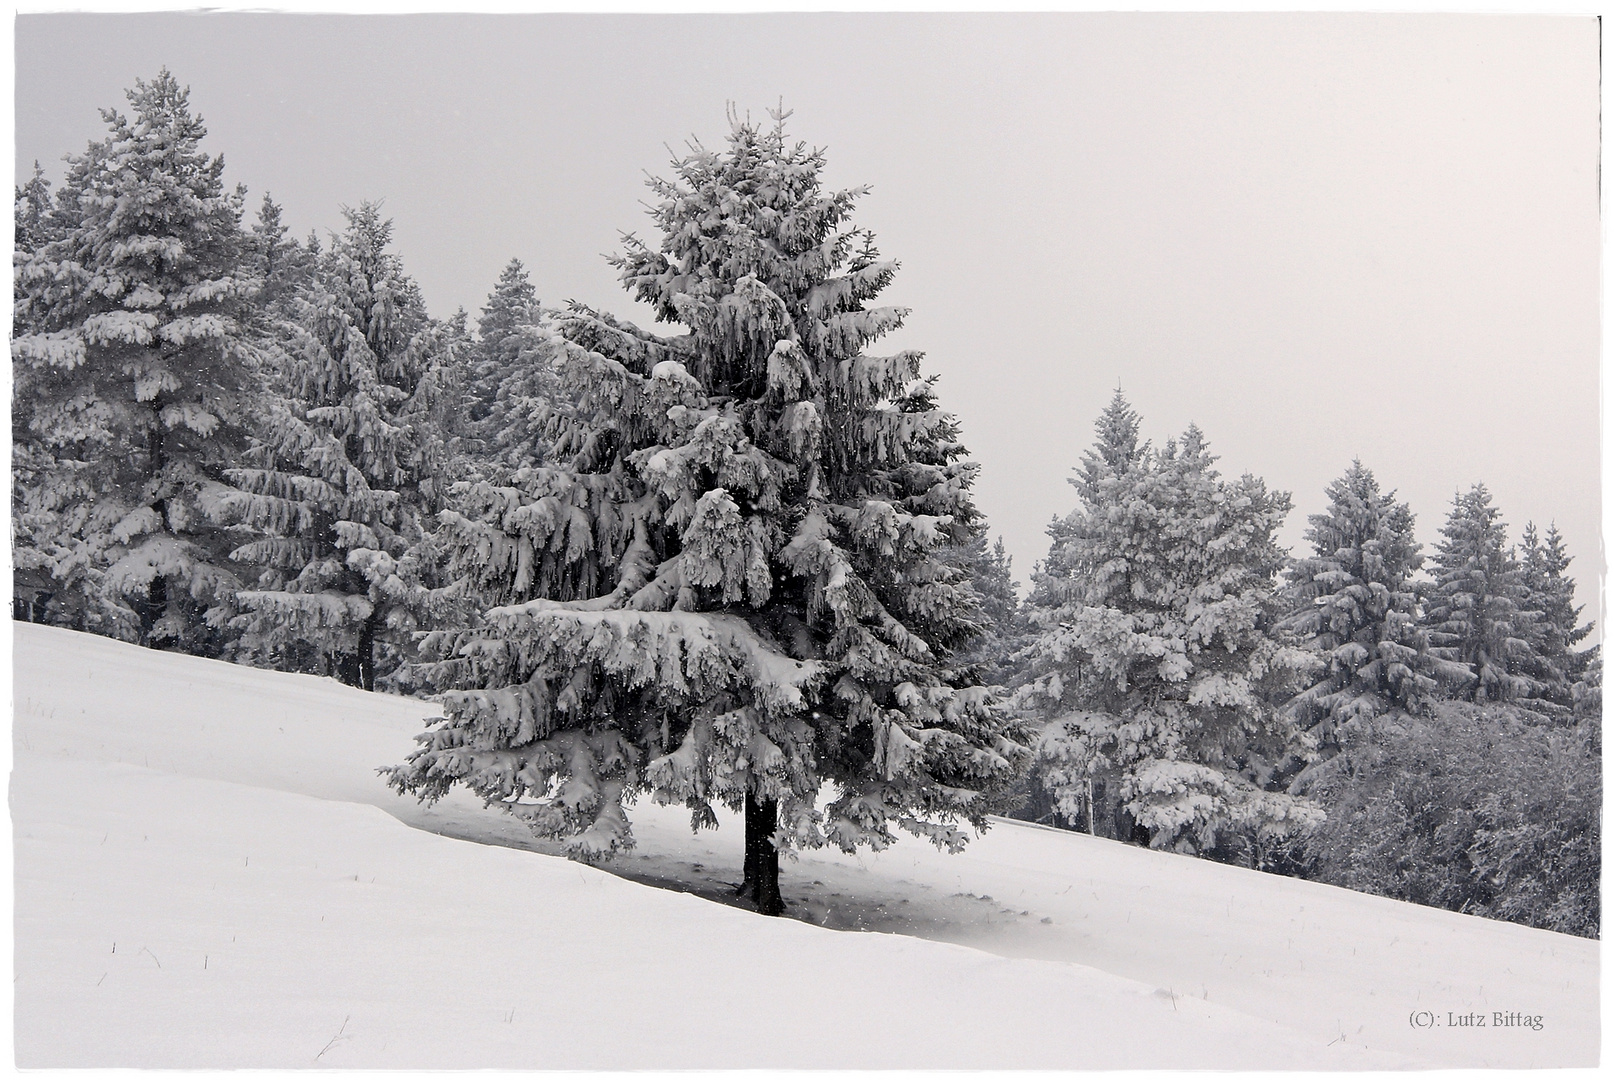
315;1015;352;1062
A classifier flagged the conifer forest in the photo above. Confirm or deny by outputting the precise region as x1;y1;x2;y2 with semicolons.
12;67;1600;943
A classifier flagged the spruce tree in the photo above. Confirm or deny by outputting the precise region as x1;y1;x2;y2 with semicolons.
1077;388;1146;501
1021;397;1317;857
12;70;258;649
467;260;561;479
468;257;540;425
13;164;58;622
388;110;1029;914
14;162;58;257
1278;461;1470;782
247;192;314;310
422;264;566;614
215;202;461;686
1423;485;1542;703
1519;521;1596;703
955;534;1031;685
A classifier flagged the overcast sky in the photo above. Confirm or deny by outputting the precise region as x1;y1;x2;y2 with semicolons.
14;12;1602;624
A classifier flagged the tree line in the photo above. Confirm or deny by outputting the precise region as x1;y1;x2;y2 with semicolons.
12;73;1598;935
994;394;1599;937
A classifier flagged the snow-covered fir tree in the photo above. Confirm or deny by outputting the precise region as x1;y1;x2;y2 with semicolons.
1518;521;1596;705
955;533;1031;685
467;257;540;425
246;193;314;310
465;260;562;479
1277;460;1470;785
214;202;462;687
418;261;568;613
12;71;259;649
388;109;1030;914
1020;394;1318;858
14;162;58;258
13;163;59;623
1422;484;1543;704
1075;387;1147;500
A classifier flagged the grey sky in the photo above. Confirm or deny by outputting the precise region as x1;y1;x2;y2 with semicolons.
15;13;1602;623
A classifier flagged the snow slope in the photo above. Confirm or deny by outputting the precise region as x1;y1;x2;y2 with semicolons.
11;623;1598;1067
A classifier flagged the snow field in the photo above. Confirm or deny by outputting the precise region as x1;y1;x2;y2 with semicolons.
11;624;1598;1067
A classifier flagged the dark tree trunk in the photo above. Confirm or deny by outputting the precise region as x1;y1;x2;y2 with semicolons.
139;574;169;649
735;790;784;916
1128;816;1152;847
1115;803;1152;847
334;650;362;688
335;609;382;690
147;414;166;477
357;609;378;691
142;410;169;651
14;592;52;623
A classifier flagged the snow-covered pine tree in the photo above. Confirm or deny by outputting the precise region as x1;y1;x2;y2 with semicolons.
13;162;61;623
463;260;562;480
12;71;258;650
1077;388;1147;501
215;202;462;686
415;261;568;615
14;162;58;258
1423;484;1543;704
1519;521;1596;704
247;193;314;311
1021;395;1318;858
467;258;539;425
388;109;1030;914
955;534;1031;685
1010;390;1147;832
1277;461;1471;784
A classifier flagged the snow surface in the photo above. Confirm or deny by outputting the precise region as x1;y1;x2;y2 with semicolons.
11;623;1598;1068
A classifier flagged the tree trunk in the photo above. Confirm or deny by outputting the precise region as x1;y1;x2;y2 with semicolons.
357;609;378;691
142;409;169;651
1115;803;1151;847
1128;815;1152;847
139;574;169;649
735;790;784;916
336;609;382;690
334;650;362;688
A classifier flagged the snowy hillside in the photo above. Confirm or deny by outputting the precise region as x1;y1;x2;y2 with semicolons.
11;623;1598;1068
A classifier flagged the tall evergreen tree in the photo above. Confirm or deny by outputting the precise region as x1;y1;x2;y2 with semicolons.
13;163;59;622
1021;398;1317;858
1278;461;1470;783
388;110;1029;914
1423;485;1542;703
955;533;1031;685
468;257;539;425
420;264;566;616
12;71;258;649
247;192;314;309
215;202;461;686
467;261;560;478
1077;388;1146;501
14;162;58;257
1519;521;1596;702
